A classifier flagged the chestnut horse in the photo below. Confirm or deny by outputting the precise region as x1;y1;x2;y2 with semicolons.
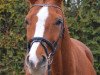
24;0;96;75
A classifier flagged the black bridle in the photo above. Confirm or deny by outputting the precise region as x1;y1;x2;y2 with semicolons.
27;4;65;75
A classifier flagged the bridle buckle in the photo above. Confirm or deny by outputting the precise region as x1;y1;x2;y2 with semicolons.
47;53;53;65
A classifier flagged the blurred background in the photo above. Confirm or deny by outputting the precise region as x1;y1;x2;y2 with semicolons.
0;0;100;75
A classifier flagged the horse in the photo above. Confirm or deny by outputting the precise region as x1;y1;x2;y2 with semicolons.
24;0;96;75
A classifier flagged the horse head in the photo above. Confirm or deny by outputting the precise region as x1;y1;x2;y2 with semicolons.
25;0;64;75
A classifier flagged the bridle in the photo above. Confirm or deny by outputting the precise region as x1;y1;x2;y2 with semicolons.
27;4;65;75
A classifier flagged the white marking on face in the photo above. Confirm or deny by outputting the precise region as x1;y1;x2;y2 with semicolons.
29;6;49;67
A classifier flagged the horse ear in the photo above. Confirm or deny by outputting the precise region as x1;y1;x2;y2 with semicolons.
28;0;36;4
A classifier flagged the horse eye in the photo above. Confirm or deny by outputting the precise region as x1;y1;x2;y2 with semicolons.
55;19;63;26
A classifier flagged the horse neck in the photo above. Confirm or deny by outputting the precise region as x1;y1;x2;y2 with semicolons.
61;26;75;75
50;26;75;75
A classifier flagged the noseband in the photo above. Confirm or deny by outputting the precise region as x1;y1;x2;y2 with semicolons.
27;4;64;75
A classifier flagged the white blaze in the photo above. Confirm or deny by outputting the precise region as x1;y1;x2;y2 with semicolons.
29;7;49;67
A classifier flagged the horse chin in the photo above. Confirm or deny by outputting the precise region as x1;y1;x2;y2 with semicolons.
30;67;47;75
27;63;48;75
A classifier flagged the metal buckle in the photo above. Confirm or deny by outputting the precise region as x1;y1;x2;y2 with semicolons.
47;53;53;65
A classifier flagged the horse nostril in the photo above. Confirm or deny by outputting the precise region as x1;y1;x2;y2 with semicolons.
26;55;35;67
29;60;35;68
42;55;46;62
38;55;47;65
26;55;29;63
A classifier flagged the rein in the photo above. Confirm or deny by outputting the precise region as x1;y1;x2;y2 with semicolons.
27;4;65;75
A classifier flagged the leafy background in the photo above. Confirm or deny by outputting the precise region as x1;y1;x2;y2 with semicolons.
0;0;100;75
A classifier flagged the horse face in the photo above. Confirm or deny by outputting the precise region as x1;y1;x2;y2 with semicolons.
25;6;63;75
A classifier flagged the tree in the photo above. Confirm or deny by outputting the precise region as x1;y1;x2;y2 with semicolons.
0;0;99;74
64;0;100;74
0;0;28;74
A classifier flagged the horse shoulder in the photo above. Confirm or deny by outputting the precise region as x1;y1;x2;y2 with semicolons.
70;38;94;64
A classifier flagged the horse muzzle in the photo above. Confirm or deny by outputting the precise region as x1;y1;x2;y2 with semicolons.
26;54;47;69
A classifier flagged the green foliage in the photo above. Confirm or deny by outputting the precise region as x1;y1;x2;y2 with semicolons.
64;0;100;74
0;0;100;75
0;0;28;74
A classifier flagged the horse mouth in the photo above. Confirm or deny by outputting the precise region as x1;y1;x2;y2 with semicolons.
27;63;47;75
25;55;48;75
